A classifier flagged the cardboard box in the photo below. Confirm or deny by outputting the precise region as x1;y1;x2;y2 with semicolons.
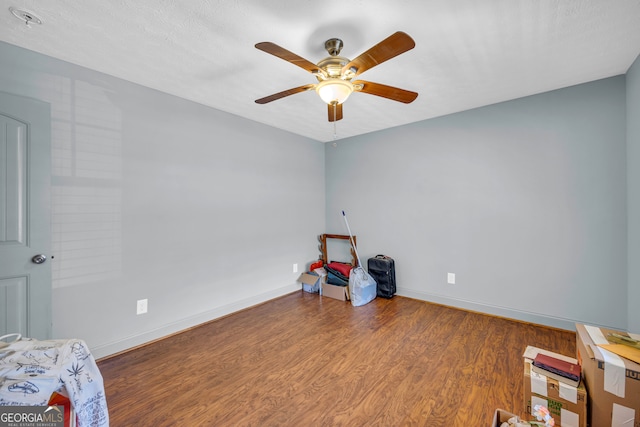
492;409;518;427
523;360;587;427
321;282;349;301
297;272;320;293
576;323;640;427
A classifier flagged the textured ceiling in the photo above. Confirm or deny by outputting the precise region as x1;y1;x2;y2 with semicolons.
1;0;639;142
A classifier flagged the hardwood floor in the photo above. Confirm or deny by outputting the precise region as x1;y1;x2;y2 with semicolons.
97;292;576;426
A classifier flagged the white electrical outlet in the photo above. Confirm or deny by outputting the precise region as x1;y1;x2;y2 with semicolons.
137;299;148;315
447;273;456;285
293;263;298;273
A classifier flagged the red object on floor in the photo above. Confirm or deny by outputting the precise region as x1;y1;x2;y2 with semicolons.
48;392;76;427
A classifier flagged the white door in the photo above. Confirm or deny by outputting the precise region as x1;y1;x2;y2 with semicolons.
0;91;51;340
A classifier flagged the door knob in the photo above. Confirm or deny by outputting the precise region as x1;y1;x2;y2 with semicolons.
31;254;47;264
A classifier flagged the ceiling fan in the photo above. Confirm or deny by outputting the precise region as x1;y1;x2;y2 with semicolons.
254;31;418;122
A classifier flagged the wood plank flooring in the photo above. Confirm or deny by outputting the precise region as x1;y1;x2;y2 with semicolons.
97;292;576;426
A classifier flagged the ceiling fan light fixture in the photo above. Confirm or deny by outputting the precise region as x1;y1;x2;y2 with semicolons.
316;79;353;105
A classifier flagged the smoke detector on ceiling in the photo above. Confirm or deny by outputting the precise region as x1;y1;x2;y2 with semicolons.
9;7;43;27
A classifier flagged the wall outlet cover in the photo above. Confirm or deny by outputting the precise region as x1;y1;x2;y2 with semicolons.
447;273;456;285
137;299;148;315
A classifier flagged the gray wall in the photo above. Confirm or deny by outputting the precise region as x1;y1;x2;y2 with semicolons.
0;41;326;358
628;54;640;333
326;77;628;330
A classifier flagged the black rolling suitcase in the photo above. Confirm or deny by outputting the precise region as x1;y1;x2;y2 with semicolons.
368;255;396;298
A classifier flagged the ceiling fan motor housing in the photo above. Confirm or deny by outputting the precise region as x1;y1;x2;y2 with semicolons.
316;56;351;80
324;38;343;56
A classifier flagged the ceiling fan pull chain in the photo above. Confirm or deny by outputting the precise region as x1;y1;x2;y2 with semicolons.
333;103;337;139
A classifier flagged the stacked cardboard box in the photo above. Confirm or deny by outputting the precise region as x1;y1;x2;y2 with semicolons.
576;323;640;427
523;346;587;427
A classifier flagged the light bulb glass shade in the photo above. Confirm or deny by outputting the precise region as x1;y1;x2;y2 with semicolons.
316;79;354;104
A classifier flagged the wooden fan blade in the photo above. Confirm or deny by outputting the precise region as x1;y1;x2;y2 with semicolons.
353;80;418;104
255;84;315;104
328;103;343;122
255;42;320;74
342;31;415;77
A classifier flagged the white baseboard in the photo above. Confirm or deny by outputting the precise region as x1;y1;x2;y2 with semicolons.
397;287;577;331
93;283;299;360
